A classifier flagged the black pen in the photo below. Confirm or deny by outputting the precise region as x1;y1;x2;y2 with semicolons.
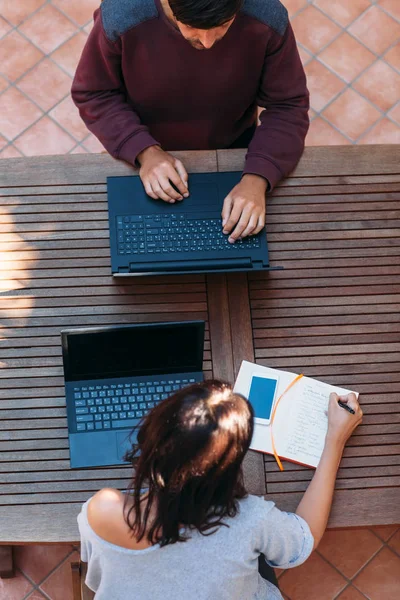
338;400;355;415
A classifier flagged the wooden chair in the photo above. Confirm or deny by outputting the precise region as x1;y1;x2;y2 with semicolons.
71;562;95;600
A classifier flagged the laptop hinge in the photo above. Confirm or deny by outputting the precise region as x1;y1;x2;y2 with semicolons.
129;258;252;272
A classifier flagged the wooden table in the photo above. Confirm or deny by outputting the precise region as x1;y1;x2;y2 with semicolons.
1;146;399;550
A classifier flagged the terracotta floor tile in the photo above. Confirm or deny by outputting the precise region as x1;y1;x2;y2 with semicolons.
336;586;368;600
14;117;76;156
14;544;73;585
0;74;8;92
49;95;89;141
282;0;307;18
349;6;400;55
388;103;400;126
40;550;80;600
359;118;400;143
279;552;347;600
379;0;400;21
385;43;400;72
19;4;78;55
0;133;7;151
323;89;381;141
318;33;375;83
82;133;106;153
354;60;400;111
0;15;12;37
52;0;101;26
353;547;400;600
83;21;94;35
0;30;43;81
0;0;46;26
70;145;88;154
0;87;42;140
388;528;400;554
313;0;371;27
371;525;399;541
297;45;313;66
0;569;34;599
26;591;48;599
0;144;23;158
306;117;351;146
305;60;345;112
291;5;342;54
51;32;88;78
17;58;72;111
318;528;382;578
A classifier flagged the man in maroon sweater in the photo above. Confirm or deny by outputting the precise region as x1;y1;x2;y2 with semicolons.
72;0;309;243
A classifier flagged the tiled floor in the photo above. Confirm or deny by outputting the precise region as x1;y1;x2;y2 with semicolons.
0;0;399;598
0;0;399;157
1;527;400;599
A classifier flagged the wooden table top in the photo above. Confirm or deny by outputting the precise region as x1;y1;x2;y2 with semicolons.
1;146;399;543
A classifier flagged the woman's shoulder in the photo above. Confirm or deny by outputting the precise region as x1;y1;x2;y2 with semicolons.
85;488;130;542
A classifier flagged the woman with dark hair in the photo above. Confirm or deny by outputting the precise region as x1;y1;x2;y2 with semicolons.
78;380;362;599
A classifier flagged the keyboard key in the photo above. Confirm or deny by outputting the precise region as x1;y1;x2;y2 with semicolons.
137;395;144;402
106;406;114;412
156;386;164;393
87;399;95;406
112;398;119;404
136;410;143;418
104;421;111;429
120;412;127;419
127;411;135;418
76;407;89;415
111;419;137;429
103;413;110;420
90;392;97;398
153;394;160;401
75;400;86;407
94;414;102;421
107;390;114;397
116;389;123;396
165;385;172;392
77;415;94;422
139;403;146;409
77;423;86;431
83;392;90;399
95;399;103;406
95;422;103;430
123;404;130;411
74;392;82;399
111;413;119;420
89;407;98;414
98;406;106;413
145;395;152;402
130;403;138;410
161;393;168;400
87;422;94;430
99;391;106;397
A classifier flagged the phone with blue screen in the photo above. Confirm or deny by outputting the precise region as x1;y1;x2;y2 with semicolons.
248;375;279;425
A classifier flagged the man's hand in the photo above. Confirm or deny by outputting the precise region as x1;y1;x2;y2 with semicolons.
137;145;189;203
221;174;267;243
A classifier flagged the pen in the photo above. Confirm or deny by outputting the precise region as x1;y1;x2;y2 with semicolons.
338;400;355;415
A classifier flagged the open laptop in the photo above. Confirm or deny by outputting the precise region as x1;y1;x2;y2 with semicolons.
107;172;273;276
61;321;205;469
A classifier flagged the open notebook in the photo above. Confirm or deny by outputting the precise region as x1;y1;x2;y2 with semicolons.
234;361;359;469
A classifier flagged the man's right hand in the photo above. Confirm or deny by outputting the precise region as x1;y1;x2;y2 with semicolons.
137;145;189;203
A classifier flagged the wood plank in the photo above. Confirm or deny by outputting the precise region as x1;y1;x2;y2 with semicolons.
206;275;234;382
0;151;218;187
217;146;400;177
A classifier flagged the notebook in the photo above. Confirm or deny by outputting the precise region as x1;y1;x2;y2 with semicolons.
234;361;359;469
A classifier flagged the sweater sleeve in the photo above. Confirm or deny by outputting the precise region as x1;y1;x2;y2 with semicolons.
71;8;159;165
243;22;310;190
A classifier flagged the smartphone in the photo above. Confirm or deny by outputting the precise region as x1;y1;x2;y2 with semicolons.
248;375;279;426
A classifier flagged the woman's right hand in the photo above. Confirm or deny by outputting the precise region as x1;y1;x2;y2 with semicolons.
326;392;363;447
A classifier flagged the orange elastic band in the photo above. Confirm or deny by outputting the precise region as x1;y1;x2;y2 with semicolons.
270;374;304;471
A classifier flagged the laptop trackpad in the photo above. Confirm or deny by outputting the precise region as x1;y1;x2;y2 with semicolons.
184;184;219;209
116;430;137;461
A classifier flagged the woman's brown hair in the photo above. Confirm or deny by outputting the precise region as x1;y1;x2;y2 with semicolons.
123;380;254;547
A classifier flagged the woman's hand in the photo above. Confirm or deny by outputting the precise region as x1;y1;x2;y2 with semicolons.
137;145;189;203
326;392;363;447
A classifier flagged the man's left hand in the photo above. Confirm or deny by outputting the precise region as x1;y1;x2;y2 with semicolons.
221;174;267;243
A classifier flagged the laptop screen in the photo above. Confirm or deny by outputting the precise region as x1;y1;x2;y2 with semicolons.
62;322;204;382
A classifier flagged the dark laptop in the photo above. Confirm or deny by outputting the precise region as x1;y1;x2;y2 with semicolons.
107;172;273;276
61;321;205;469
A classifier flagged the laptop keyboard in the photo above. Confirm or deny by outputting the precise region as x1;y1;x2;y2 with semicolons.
72;378;195;432
116;214;261;255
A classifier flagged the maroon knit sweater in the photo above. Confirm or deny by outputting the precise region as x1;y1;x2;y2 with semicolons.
72;0;309;189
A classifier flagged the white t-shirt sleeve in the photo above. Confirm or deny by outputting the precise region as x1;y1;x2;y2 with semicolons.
255;500;314;569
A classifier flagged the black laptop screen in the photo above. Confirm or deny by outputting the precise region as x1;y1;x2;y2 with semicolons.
63;322;204;382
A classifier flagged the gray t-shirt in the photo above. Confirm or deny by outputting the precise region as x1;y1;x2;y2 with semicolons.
78;494;314;599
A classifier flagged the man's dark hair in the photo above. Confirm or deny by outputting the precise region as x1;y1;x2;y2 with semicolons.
169;0;243;29
123;380;254;547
